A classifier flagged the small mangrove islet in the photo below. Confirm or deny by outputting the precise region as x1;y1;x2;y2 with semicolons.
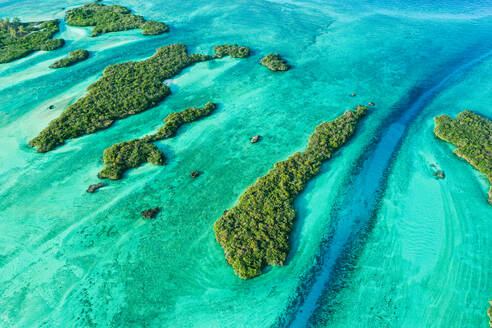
213;44;250;58
99;102;217;180
434;110;492;204
260;53;290;71
99;139;165;180
214;105;369;279
0;18;64;63
30;44;248;153
50;49;89;68
65;3;169;37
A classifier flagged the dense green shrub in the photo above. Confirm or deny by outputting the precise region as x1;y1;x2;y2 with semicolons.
260;53;290;71
0;18;64;63
99;139;165;180
213;44;250;58
99;102;217;179
38;38;64;51
434;110;492;204
142;21;169;35
214;106;368;279
146;102;216;141
50;49;89;68
65;3;169;37
30;43;246;153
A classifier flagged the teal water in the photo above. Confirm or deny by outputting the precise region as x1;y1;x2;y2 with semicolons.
0;0;491;327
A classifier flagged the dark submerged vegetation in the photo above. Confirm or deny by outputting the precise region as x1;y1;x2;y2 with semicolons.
50;49;89;68
434;110;492;204
65;3;169;37
99;102;217;180
86;182;105;193
213;44;250;58
141;207;160;219
260;53;290;71
0;18;64;63
214;105;369;279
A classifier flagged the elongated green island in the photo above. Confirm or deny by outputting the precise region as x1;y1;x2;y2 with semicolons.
260;53;290;71
99;102;216;180
213;44;250;58
214;105;368;279
434;110;492;205
0;18;64;63
65;3;169;37
50;49;89;68
29;43;248;153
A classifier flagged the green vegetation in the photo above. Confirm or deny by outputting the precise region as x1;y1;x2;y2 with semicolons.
99;102;216;180
99;139;164;180
434;110;492;205
0;18;64;63
145;102;217;142
141;20;169;35
50;49;89;68
260;53;290;71
65;3;169;37
30;44;214;152
214;105;368;279
30;43;247;153
213;44;250;58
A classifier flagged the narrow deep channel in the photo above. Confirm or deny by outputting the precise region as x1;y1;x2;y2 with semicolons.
288;47;492;327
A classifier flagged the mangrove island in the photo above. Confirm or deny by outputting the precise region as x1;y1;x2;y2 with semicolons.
99;102;217;180
213;44;250;58
50;49;89;68
434;110;492;205
0;18;64;63
29;43;248;153
214;105;369;279
65;3;169;37
260;53;290;71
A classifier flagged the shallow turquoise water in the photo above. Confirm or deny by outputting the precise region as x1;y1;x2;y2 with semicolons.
0;0;490;327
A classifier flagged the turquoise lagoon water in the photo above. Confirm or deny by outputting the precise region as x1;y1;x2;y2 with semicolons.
0;0;491;327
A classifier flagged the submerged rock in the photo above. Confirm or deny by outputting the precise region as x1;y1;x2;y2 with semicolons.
433;170;445;179
251;135;261;143
190;171;201;178
368;102;375;106
86;182;105;193
48;105;55;109
140;207;159;219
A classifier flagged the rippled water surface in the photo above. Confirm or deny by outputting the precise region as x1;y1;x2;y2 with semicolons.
0;0;491;327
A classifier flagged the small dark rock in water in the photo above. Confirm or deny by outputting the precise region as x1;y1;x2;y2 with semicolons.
350;93;356;97
251;135;261;143
223;209;229;215
190;171;201;178
86;182;105;193
48;105;55;109
433;170;445;179
141;207;159;219
368;102;375;106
